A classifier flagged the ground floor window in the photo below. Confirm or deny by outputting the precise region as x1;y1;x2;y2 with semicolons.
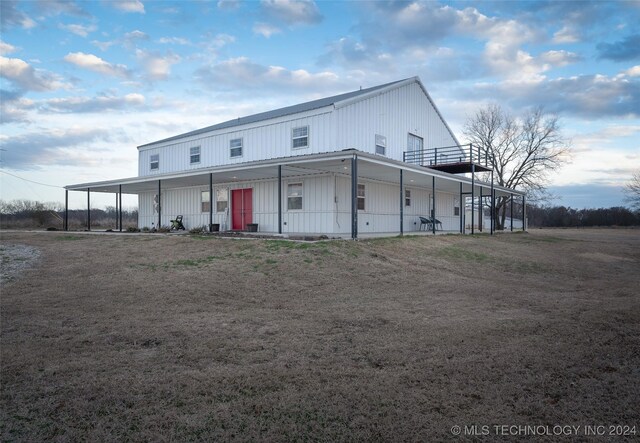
405;188;411;207
201;191;210;212
357;184;365;210
287;182;303;210
216;188;228;212
454;197;460;216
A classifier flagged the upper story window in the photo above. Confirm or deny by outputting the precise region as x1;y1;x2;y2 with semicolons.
190;146;201;164
230;138;243;158
292;126;309;149
357;184;365;211
375;134;387;156
150;154;159;170
407;133;423;152
287;182;303;210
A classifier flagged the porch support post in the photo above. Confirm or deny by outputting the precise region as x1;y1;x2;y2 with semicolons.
87;188;91;231
459;182;463;234
278;165;282;234
510;193;514;232
490;170;494;235
522;194;526;232
399;169;403;236
209;173;213;232
432;175;436;235
471;164;475;234
115;191;119;230
351;155;358;240
478;185;483;232
64;189;68;231
119;184;123;232
157;180;161;229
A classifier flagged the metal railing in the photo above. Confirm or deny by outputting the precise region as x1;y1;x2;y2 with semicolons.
403;143;491;168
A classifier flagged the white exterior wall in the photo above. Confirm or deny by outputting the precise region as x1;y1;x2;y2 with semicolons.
137;80;460;177
138;108;334;177
333;82;458;161
333;176;461;235
138;174;337;234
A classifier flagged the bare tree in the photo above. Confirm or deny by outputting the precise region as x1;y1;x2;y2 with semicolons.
624;170;640;211
463;104;569;229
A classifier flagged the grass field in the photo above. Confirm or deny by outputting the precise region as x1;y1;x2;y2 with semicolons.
1;229;639;441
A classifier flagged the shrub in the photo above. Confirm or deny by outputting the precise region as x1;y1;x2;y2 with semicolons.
189;226;206;234
141;226;150;232
127;226;140;232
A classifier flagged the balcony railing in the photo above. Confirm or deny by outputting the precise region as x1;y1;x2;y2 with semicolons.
403;143;492;170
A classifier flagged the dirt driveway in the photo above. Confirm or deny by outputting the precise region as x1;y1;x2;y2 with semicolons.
1;229;639;441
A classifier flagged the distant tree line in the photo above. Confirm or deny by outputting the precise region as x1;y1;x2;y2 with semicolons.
527;205;639;228
0;199;138;230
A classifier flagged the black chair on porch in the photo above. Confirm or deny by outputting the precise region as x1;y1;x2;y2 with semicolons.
419;216;443;231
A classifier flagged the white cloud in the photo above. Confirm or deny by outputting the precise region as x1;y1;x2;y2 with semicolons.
0;1;36;31
110;0;145;14
0;96;34;124
622;65;640;77
195;57;341;92
0;40;17;55
210;33;235;48
253;22;281;38
41;93;145;113
136;50;180;81
91;40;115;51
64;52;130;78
0;56;68;91
158;36;191;45
553;25;580;43
261;0;322;25
539;50;582;67
0;126;116;170
59;23;97;37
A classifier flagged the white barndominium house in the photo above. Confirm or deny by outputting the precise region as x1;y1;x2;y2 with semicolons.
65;77;526;238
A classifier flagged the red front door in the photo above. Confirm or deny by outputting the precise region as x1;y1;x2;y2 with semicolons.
231;188;253;230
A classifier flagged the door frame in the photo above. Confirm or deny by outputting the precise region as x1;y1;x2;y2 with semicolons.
231;188;253;230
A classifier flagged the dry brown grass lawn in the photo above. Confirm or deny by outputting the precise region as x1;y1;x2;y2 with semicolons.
1;229;639;441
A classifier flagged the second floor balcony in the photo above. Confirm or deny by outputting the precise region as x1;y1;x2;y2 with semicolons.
403;143;493;174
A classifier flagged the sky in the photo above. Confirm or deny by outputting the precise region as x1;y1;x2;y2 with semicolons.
1;0;639;210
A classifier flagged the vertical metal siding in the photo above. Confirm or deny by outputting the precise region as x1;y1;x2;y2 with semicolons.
138;111;334;177
334;82;457;162
137;81;459;177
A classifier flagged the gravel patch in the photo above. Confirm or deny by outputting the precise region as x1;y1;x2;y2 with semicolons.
0;244;41;285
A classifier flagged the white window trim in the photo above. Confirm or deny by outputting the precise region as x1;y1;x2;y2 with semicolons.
405;188;411;207
190;146;201;164
201;190;210;213
150;154;159;171
407;133;423;152
286;181;303;211
357;183;366;212
230;138;243;158
216;188;229;213
291;126;309;150
375;134;387;156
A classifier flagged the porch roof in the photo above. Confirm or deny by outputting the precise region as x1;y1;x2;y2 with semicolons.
65;149;523;197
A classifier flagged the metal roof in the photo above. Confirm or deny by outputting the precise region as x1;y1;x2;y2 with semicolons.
138;78;412;148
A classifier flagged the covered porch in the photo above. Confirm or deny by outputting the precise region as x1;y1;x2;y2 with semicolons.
64;150;526;239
